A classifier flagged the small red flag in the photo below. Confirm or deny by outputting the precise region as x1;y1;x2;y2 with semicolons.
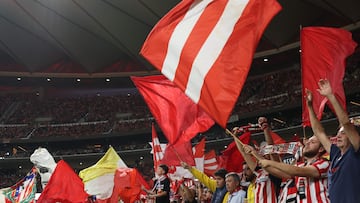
204;150;220;177
218;132;251;173
193;137;206;158
301;27;357;126
110;168;149;203
151;123;165;170
132;75;214;145
140;0;281;127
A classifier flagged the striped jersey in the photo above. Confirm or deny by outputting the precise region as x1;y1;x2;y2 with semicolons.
295;158;330;203
253;169;278;203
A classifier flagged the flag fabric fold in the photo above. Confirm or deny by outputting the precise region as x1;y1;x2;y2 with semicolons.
2;168;37;203
140;0;281;127
79;147;127;202
301;27;357;126
37;160;89;203
132;75;214;144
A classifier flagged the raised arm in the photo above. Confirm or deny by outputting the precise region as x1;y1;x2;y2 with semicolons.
181;162;216;192
244;144;291;179
234;138;257;172
305;89;331;153
259;159;321;178
258;117;281;162
317;79;360;151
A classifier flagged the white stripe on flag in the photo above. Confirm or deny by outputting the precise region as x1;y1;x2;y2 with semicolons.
162;0;213;81
204;165;219;170
185;0;249;102
204;158;217;164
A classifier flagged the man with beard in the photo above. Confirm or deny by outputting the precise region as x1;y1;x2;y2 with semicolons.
241;162;256;203
259;135;330;203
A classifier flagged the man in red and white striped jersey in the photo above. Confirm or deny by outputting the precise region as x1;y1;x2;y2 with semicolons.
235;143;281;203
259;136;330;203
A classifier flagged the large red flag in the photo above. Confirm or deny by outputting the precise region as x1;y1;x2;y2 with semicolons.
37;160;89;203
218;132;251;173
140;0;281;127
132;75;214;144
301;27;357;126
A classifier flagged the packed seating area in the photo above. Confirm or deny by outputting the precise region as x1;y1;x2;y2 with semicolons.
0;55;359;141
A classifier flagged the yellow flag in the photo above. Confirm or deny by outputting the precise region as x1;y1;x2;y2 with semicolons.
79;147;126;182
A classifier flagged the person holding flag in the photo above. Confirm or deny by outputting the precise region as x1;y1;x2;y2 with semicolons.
305;79;360;202
181;161;228;203
258;135;330;203
232;117;281;203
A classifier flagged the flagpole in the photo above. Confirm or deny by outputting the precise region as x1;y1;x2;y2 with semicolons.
350;101;360;107
225;129;244;146
302;126;307;140
225;129;261;160
170;145;183;162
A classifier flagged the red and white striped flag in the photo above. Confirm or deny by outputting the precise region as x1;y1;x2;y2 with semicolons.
193;138;206;172
150;123;166;170
141;0;281;127
204;150;220;176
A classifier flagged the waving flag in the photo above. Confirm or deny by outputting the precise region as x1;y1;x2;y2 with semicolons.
218;132;251;172
37;160;89;203
150;123;167;170
301;27;357;126
204;150;220;176
132;75;214;144
141;0;281;127
2;168;37;203
193;138;206;172
110;168;149;203
79;147;127;202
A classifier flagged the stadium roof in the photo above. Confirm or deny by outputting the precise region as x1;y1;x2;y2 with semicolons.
0;0;359;79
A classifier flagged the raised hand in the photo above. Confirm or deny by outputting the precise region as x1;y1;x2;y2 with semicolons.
305;88;313;106
181;161;191;169
258;117;268;130
317;79;333;97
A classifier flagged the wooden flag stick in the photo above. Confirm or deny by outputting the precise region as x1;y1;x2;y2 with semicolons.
225;129;261;160
302;126;307;140
170;145;183;163
350;101;360;107
225;129;244;146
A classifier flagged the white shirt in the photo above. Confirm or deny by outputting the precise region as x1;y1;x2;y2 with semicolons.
227;189;246;203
